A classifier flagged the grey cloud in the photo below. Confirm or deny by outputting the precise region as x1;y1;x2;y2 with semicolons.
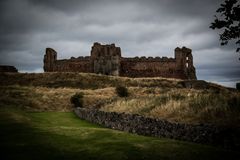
0;0;239;88
29;0;95;13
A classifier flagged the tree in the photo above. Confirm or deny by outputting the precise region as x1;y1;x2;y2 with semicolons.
210;0;240;55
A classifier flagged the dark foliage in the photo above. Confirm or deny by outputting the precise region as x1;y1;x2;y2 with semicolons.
70;92;84;107
237;82;240;90
210;0;240;55
116;86;129;97
227;96;240;111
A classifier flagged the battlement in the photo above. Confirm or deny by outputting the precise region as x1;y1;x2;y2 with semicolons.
70;56;90;61
43;43;196;79
122;56;176;62
91;42;121;58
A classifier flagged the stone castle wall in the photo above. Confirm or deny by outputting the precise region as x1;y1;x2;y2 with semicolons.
43;42;197;79
74;108;240;150
120;57;185;78
54;59;92;73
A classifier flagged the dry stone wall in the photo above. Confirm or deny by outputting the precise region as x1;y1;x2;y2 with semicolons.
74;108;240;150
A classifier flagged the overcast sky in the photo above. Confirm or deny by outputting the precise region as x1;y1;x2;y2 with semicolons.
0;0;239;88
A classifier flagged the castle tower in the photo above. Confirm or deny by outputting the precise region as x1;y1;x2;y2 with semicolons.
175;47;196;79
90;42;121;76
43;48;57;72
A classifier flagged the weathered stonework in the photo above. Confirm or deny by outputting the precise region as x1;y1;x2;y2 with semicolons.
44;42;197;79
74;108;240;150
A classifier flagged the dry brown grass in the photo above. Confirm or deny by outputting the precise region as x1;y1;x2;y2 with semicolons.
0;72;182;89
101;88;240;126
0;85;115;111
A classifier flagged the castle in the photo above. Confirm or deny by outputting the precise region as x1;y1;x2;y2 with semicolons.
44;42;197;79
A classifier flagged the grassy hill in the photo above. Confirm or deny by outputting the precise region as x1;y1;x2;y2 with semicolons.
0;72;239;126
0;72;183;89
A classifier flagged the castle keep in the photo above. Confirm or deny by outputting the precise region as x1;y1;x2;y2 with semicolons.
44;42;196;79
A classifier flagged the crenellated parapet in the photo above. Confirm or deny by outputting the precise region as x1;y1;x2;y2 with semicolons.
70;56;90;61
122;56;175;62
91;42;121;58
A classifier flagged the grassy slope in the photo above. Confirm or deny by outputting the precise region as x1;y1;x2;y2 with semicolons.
0;72;182;89
0;108;239;160
101;87;240;126
1;72;240;126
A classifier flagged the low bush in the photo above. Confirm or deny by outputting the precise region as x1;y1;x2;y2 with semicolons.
237;83;240;91
116;86;129;97
70;92;84;107
227;96;240;111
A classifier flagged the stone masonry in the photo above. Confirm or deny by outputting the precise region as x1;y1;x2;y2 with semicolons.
74;108;240;150
44;42;197;79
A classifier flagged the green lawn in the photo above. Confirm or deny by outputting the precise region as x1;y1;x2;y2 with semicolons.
0;109;239;160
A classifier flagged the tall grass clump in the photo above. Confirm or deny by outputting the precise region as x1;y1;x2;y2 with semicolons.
153;96;169;106
227;95;240;111
70;92;84;107
188;93;227;113
187;93;239;114
171;93;186;101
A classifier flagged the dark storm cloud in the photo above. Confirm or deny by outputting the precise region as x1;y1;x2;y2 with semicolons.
0;0;239;87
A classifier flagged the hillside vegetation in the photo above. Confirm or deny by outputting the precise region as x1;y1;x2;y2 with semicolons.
0;72;239;127
0;72;182;89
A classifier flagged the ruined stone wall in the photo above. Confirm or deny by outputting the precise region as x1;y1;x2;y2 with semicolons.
120;57;186;79
43;43;197;80
119;46;197;79
74;108;240;150
53;57;92;73
43;48;92;73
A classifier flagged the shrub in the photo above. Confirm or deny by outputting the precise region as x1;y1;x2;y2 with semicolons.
227;96;240;111
116;86;129;97
70;92;84;107
237;83;240;91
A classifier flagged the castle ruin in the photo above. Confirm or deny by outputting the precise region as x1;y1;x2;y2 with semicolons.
44;42;196;79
